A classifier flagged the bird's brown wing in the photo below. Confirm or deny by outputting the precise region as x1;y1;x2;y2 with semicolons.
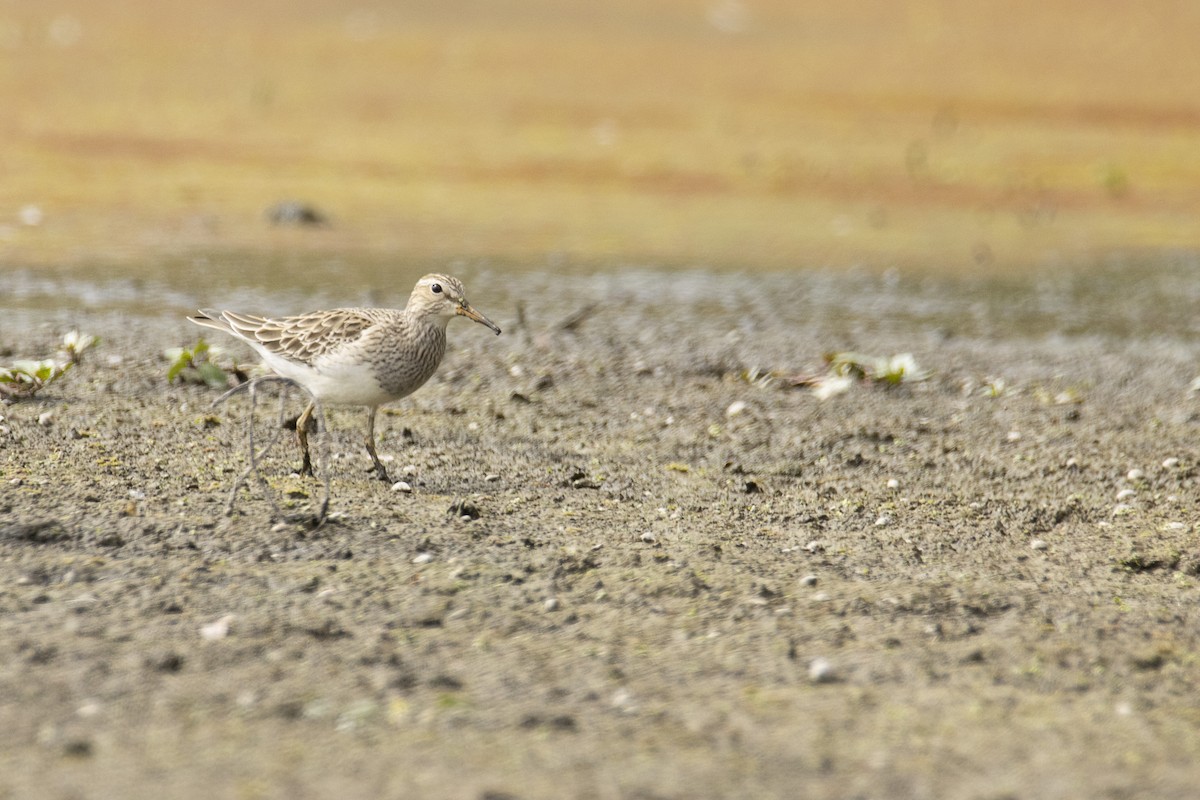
218;309;380;366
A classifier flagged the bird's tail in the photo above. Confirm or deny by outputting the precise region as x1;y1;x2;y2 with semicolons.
187;309;233;334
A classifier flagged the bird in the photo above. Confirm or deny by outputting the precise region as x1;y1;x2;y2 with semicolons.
189;274;500;483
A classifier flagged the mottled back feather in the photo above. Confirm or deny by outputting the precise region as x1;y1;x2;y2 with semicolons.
194;308;396;367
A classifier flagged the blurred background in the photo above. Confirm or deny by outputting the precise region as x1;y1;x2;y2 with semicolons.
1;0;1198;289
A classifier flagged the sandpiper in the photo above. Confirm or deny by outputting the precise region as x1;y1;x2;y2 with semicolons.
189;274;500;483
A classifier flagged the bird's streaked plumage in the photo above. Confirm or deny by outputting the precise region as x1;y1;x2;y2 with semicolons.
189;273;500;482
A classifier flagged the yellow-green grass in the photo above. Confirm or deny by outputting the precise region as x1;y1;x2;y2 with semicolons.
1;0;1198;278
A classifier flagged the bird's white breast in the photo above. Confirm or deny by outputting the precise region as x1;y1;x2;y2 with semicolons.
254;348;395;407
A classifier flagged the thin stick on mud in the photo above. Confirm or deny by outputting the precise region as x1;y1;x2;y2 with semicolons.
212;376;331;526
555;302;598;333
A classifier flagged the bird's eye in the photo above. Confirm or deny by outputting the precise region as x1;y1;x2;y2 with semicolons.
431;283;443;294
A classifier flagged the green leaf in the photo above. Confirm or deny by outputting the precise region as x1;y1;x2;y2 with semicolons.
198;361;229;388
166;355;188;383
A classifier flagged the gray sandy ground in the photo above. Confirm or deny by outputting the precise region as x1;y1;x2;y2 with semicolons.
3;263;1200;799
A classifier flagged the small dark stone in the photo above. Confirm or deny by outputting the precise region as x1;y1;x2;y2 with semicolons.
519;713;577;732
265;201;328;227
158;599;184;614
1131;651;1167;671
429;674;463;690
275;700;304;720
388;671;418;692
62;739;93;758
148;651;185;673
96;532;125;548
304;619;350;640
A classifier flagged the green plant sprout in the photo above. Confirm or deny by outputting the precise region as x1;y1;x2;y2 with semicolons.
60;330;99;364
827;352;927;385
789;351;928;400
165;339;240;388
0;331;99;400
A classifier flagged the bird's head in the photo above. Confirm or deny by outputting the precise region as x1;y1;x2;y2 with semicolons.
410;274;501;334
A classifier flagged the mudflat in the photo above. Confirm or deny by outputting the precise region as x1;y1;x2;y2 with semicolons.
3;265;1200;798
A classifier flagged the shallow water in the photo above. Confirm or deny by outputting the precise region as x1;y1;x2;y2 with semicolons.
5;250;1200;345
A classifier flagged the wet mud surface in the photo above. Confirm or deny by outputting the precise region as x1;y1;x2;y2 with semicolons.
4;266;1200;798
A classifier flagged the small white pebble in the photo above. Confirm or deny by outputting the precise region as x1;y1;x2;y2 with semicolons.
509;364;525;378
1114;701;1134;718
1167;494;1180;503
379;454;395;463
886;478;900;490
37;411;54;427
1162;457;1180;469
484;473;500;482
128;489;146;500
1127;468;1144;481
543;597;560;612
467;421;479;431
874;514;892;527
804;540;826;553
808;657;836;683
610;688;636;712
726;400;748;417
1030;539;1048;551
812;591;831;602
1065;457;1080;469
402;464;418;476
200;614;234;641
640;531;657;544
391;481;412;493
412;552;433;564
1115;489;1136;501
76;699;102;718
1006;430;1021;442
1164;522;1188;531
800;574;818;587
10;478;22;486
